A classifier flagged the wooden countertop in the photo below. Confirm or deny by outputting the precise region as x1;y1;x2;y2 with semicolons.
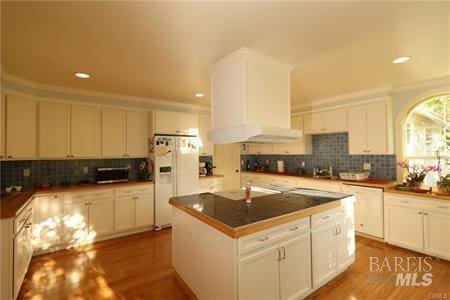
242;171;397;190
385;188;450;202
169;192;348;238
199;174;224;179
1;180;153;219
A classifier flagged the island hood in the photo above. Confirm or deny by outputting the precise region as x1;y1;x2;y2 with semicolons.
207;47;301;144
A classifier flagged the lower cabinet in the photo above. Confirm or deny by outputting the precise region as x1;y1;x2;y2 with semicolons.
238;224;312;300
385;194;450;260
115;186;154;231
312;202;355;289
198;177;223;193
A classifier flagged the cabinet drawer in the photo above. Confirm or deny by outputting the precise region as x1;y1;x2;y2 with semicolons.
115;185;153;197
63;189;114;203
311;207;342;229
342;184;383;196
238;217;310;255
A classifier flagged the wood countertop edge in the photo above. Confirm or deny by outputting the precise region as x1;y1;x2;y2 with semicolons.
384;188;450;202
169;198;342;239
241;171;397;190
1;181;155;219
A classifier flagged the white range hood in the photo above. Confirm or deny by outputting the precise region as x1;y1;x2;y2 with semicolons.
207;47;301;144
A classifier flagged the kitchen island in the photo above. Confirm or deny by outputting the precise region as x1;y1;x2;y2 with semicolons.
169;188;356;300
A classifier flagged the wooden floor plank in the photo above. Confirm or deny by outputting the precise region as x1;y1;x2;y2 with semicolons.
18;230;450;300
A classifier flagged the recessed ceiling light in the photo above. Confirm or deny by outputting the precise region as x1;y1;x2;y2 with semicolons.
392;56;411;64
74;72;90;79
194;92;204;98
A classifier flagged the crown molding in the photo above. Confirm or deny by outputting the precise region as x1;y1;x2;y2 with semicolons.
1;72;211;114
392;75;450;94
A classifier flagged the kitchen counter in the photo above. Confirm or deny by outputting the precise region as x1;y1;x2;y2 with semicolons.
242;170;397;189
385;187;450;202
0;180;154;219
169;189;350;238
199;174;224;179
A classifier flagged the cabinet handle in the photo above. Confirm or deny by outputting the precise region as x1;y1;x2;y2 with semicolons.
132;197;138;200
66;154;70;158
281;247;286;260
7;155;12;158
258;236;269;242
322;215;330;220
438;206;448;209
0;155;3;159
337;224;341;235
423;213;428;216
418;212;422;214
289;226;299;231
360;223;364;227
401;200;410;204
277;249;282;262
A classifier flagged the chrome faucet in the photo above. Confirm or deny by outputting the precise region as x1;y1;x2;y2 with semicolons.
319;166;334;178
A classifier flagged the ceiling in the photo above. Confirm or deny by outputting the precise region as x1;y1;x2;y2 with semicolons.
2;1;449;107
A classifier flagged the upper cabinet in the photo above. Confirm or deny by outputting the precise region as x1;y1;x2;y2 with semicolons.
101;108;127;158
126;110;148;157
348;101;393;155
273;115;312;155
198;116;214;156
39;102;71;158
151;110;199;136
5;95;37;159
102;108;148;158
304;108;347;134
71;106;101;158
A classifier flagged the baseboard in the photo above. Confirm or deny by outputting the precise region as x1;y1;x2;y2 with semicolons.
173;270;198;300
356;232;385;243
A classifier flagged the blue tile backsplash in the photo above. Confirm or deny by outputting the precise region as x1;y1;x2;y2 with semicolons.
0;158;148;190
241;133;397;180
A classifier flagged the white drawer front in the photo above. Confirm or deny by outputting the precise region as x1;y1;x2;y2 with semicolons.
238;217;310;255
311;207;341;229
63;189;114;203
115;185;153;197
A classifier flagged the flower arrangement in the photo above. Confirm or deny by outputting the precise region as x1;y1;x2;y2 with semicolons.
397;162;440;188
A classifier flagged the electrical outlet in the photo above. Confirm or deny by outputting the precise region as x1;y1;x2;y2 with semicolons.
301;161;305;167
83;166;89;174
23;169;31;177
363;163;371;171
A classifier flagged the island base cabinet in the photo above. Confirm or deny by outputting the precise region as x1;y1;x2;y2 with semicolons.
238;245;281;300
280;233;312;300
312;223;337;288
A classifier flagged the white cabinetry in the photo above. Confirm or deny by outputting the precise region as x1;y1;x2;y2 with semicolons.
115;185;154;231
198;116;214;156
71;106;100;158
101;108;127;157
238;217;312;300
273;115;312;155
152;110;199;136
385;194;450;260
198;177;223;193
126;110;148;157
248;143;273;155
5;95;37;159
312;202;355;289
297;178;342;193
348;101;392;155
342;185;384;238
304;108;347;134
38;102;71;158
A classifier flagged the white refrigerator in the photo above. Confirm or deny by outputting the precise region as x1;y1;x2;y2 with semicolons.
150;135;199;230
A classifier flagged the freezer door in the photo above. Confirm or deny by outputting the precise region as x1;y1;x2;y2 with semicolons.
175;137;199;196
154;136;175;229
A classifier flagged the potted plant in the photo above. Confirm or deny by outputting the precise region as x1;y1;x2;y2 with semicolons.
397;162;439;188
437;174;450;194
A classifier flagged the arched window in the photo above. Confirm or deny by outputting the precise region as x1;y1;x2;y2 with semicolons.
405;94;449;177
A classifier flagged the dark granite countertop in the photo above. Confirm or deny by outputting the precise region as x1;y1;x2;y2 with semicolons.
170;190;349;238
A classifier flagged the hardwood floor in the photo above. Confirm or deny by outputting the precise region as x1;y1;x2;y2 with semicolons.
19;230;450;300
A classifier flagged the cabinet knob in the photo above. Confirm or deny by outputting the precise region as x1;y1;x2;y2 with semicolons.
66;154;70;158
0;155;3;159
7;155;12;158
258;236;269;242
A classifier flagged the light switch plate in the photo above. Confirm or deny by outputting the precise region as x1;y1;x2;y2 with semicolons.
301;161;305;167
23;169;31;177
363;163;371;171
83;166;89;174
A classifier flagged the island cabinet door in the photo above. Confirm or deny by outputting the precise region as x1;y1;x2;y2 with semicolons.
238;244;280;300
312;223;337;289
279;233;312;300
336;214;356;274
